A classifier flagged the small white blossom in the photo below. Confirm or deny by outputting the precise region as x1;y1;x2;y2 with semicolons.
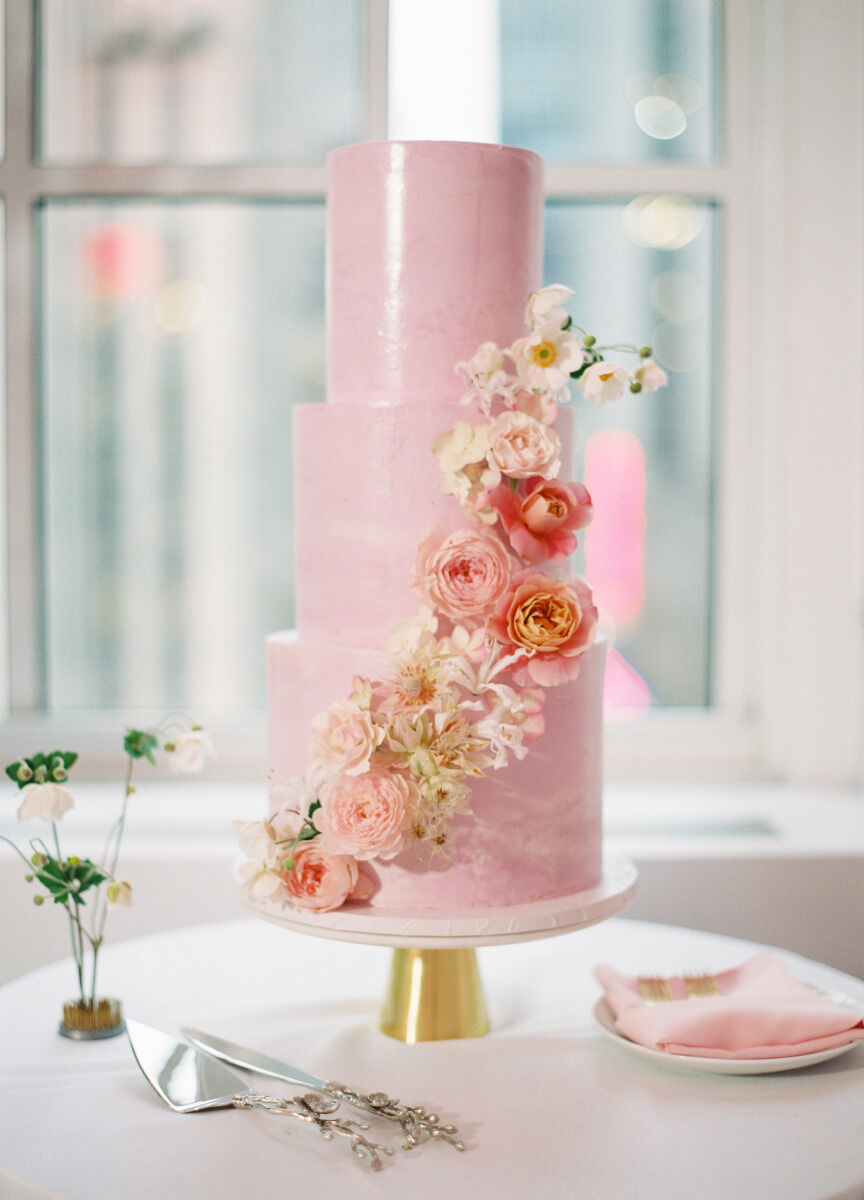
633;358;668;392
432;422;490;474
167;728;215;773
581;360;632;406
511;322;584;392
386;606;439;654
106;880;133;909
237;858;283;901
525;284;573;329
456;342;515;413
17;781;75;823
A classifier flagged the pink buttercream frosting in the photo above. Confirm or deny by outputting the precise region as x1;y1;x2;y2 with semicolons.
327;141;542;406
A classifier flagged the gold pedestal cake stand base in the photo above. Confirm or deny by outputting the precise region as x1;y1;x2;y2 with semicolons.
243;852;637;1042
380;948;490;1042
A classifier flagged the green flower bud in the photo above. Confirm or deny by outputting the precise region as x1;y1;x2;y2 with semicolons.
281;858;295;872
33;894;44;906
24;873;34;882
52;767;67;782
639;345;652;358
16;763;33;783
31;852;47;867
629;380;643;393
583;334;596;348
68;855;80;866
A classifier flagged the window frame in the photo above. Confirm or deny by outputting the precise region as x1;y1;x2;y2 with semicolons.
1;0;862;786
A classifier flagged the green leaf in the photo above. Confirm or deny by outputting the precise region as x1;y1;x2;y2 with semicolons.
6;751;77;789
308;799;322;817
32;856;108;905
5;761;23;785
124;729;158;762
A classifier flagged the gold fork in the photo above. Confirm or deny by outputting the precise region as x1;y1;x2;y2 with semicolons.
683;973;720;998
637;976;674;1004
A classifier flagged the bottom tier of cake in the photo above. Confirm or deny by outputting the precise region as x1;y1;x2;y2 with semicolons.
267;631;605;911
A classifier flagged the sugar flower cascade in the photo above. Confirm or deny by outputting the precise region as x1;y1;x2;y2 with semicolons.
236;285;667;913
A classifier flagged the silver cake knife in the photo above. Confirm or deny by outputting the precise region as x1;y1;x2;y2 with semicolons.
182;1026;464;1150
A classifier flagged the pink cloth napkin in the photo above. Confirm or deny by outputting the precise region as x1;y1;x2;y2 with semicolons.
594;952;864;1059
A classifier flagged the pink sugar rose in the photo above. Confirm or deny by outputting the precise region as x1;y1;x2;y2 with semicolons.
487;410;561;480
318;766;418;861
414;526;513;623
280;843;359;913
489;476;594;565
310;700;382;776
488;569;598;687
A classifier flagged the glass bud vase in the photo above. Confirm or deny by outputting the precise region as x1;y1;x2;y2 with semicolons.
59;997;125;1040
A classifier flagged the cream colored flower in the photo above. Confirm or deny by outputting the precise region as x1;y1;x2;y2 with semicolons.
525;284;573;329
581;360;632;406
432;421;490;475
633;358;668;392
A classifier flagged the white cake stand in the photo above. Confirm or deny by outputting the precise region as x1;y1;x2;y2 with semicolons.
243;852;637;1042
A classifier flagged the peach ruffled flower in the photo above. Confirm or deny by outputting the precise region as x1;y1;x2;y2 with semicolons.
489;477;593;565
414;526;513;623
310;700;383;777
280;842;359;912
487;410;561;480
488;569;598;687
318;766;418;861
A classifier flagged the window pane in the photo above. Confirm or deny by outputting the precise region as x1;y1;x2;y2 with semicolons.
389;0;719;163
546;200;717;709
502;0;719;163
38;0;365;165
0;205;8;714
40;201;324;710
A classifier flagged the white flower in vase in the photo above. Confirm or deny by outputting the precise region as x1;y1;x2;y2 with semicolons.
166;728;215;773
17;781;75;822
106;880;133;909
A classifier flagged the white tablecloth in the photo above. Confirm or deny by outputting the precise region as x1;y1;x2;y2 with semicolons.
1;917;863;1200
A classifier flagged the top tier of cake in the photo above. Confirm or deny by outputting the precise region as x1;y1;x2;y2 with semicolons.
326;140;543;406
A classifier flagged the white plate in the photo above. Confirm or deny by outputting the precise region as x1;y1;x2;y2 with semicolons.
593;997;863;1075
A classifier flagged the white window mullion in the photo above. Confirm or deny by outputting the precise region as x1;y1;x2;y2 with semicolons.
754;0;864;785
4;0;40;714
365;0;389;141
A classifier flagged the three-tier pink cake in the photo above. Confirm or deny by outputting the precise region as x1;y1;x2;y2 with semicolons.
266;141;604;912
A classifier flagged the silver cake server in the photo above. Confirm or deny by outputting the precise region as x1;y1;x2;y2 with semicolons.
182;1025;465;1151
126;1019;393;1169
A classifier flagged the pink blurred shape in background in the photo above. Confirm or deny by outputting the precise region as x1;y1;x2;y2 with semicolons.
584;426;651;711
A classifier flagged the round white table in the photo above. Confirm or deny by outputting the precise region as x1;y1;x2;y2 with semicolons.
1;917;863;1200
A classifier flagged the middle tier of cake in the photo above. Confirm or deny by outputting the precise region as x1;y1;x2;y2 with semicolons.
267;631;604;910
293;400;575;650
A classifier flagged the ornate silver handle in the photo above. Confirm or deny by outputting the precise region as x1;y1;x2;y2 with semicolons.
232;1090;395;1169
324;1082;465;1151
